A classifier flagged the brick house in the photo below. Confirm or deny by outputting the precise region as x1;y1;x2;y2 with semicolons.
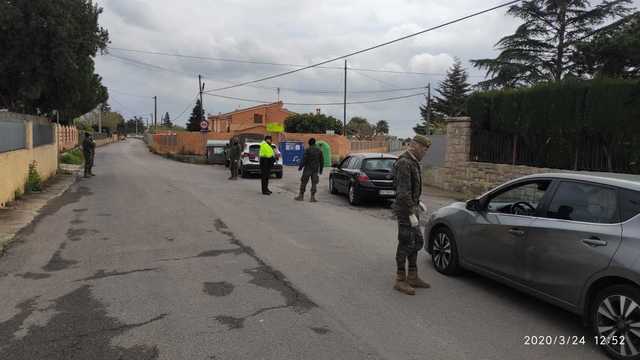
208;101;296;133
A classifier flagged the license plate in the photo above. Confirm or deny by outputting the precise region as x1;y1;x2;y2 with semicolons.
379;190;395;196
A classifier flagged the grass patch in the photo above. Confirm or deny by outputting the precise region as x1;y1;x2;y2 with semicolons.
26;161;42;193
61;148;84;165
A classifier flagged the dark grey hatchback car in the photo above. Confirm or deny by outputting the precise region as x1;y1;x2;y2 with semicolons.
425;173;640;359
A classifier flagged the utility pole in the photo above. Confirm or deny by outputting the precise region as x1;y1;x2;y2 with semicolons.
199;75;205;122
277;87;280;101
135;117;138;135
343;59;347;137
153;96;157;128
98;106;102;134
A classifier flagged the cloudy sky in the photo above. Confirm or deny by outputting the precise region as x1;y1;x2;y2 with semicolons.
93;0;637;137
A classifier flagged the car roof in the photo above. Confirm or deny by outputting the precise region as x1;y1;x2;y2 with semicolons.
347;153;398;159
518;172;640;191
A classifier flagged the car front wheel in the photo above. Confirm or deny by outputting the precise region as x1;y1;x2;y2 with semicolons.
592;284;640;360
430;227;461;275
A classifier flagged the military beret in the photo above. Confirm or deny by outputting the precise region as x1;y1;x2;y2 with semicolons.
412;135;432;148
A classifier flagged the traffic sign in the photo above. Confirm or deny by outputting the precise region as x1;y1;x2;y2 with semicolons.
200;120;209;131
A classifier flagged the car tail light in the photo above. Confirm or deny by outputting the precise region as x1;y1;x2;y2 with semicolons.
248;153;256;160
357;174;370;183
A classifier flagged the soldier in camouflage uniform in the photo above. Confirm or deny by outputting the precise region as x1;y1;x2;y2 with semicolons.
295;138;324;202
392;135;432;295
228;139;241;180
82;132;96;178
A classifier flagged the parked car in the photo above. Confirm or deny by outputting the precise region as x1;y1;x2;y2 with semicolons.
239;142;283;178
329;153;398;205
424;172;640;359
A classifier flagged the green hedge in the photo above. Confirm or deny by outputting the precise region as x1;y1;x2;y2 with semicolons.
467;79;640;173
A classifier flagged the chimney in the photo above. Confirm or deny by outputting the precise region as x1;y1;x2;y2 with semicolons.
315;108;321;115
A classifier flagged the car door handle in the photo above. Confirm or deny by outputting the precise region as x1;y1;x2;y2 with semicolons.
508;228;526;237
582;238;608;247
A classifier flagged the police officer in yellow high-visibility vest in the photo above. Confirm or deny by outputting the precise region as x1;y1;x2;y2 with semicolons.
259;135;275;195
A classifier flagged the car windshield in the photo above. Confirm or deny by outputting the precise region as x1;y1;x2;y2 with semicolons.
248;145;260;155
363;158;396;172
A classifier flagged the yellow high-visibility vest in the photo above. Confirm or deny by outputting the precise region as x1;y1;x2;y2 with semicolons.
259;141;274;158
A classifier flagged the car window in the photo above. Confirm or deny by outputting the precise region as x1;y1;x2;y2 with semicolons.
339;157;351;169
363;158;396;172
248;145;260;155
620;189;640;222
351;158;362;170
546;182;619;224
487;180;551;216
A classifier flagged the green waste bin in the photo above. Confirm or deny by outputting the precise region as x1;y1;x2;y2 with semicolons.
316;141;332;168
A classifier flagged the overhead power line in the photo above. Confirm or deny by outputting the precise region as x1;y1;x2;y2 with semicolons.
204;91;426;106
107;46;461;76
105;53;431;94
202;0;521;93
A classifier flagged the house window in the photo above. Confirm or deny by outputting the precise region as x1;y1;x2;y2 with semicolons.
254;114;263;124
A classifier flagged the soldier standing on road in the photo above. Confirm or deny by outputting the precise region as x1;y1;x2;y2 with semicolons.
392;135;431;295
82;132;96;178
228;139;241;180
259;135;275;195
295;138;324;202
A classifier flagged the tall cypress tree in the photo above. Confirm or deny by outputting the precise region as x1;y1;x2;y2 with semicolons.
432;59;471;117
186;99;204;131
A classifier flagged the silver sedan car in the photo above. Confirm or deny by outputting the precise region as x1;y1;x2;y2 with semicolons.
425;173;640;359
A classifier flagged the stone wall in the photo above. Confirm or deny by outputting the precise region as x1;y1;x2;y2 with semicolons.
425;117;562;197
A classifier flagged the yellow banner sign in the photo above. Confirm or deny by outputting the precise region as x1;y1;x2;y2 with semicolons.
266;123;284;133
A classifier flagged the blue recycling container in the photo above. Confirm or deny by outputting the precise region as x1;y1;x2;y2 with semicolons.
279;141;305;166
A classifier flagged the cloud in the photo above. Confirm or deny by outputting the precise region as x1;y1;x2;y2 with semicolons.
409;53;454;74
107;0;160;31
94;0;640;138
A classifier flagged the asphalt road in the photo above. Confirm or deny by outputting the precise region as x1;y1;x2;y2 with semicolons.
0;139;608;360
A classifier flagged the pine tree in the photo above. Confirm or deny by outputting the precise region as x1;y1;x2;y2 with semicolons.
186;99;204;132
162;112;172;127
471;0;632;88
432;59;471;117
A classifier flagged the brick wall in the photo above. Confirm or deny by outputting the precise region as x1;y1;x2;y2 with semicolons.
57;125;78;152
425;117;564;197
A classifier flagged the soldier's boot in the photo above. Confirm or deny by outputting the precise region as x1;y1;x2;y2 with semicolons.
407;270;431;289
294;192;304;201
309;193;317;202
393;271;415;295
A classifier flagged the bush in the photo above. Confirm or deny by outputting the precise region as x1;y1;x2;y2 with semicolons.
26;161;42;193
60;148;84;165
467;79;640;173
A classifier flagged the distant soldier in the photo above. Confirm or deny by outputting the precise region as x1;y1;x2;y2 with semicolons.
82;132;96;178
228;139;241;180
392;135;431;295
259;135;275;195
295;138;324;202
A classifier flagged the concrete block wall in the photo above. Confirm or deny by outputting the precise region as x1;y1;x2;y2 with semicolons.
0;113;58;207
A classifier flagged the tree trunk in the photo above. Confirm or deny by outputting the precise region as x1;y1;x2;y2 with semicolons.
555;5;568;81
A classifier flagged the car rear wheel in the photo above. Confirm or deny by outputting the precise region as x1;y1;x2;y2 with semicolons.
348;184;361;205
329;177;338;194
431;227;461;275
276;171;283;179
591;284;640;360
240;165;248;178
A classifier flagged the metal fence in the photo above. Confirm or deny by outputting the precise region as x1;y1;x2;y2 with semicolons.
0;121;26;153
32;123;54;147
470;129;640;174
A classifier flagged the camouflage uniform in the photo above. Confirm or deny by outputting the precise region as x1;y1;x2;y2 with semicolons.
82;134;96;177
298;146;324;198
392;151;424;276
228;142;241;179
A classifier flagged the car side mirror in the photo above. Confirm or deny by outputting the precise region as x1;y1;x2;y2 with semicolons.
466;199;482;212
